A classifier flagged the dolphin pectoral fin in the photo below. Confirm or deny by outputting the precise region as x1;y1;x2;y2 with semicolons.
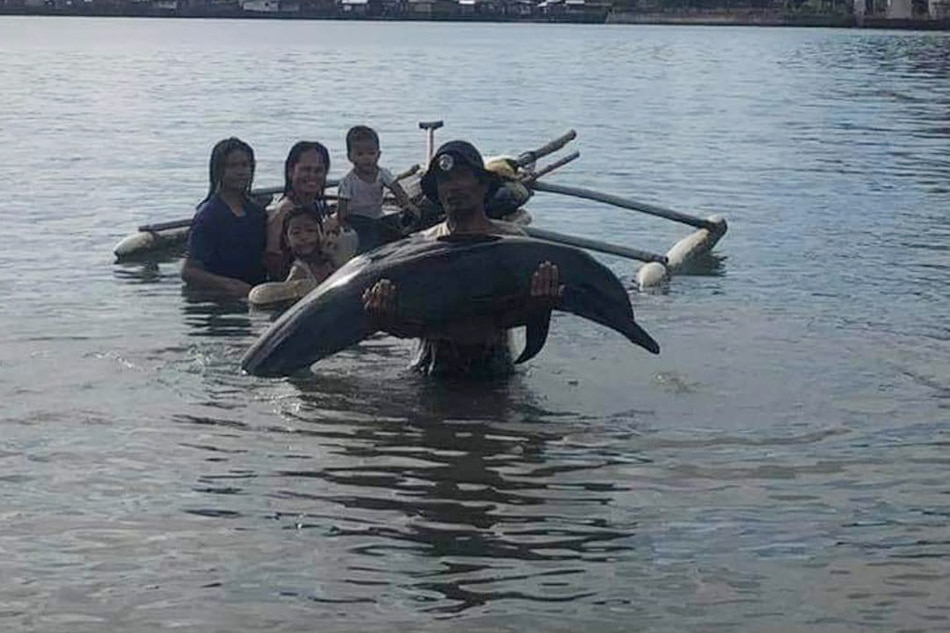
628;321;661;355
514;311;552;364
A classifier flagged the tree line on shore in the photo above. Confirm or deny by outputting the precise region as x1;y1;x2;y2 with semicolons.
2;0;946;23
0;0;859;21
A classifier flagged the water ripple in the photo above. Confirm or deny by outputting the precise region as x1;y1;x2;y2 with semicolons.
2;18;949;633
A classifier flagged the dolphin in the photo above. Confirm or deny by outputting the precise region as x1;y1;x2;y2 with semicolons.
241;233;660;377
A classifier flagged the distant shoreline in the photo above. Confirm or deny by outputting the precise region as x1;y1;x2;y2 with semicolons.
609;10;950;30
2;6;949;31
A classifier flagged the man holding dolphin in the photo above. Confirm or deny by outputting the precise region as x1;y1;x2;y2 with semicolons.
362;140;563;378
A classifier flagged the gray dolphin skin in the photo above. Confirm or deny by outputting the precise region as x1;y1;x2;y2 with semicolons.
240;234;660;377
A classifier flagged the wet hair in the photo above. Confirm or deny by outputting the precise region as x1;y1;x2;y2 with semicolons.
201;137;255;205
345;125;379;153
283;141;331;196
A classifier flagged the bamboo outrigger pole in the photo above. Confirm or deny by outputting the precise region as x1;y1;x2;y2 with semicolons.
514;130;577;168
523;226;667;265
134;177;350;234
136;186;285;232
530;180;721;233
521;151;580;184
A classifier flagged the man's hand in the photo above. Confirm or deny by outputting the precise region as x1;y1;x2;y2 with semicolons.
362;278;397;317
362;279;425;338
528;261;564;311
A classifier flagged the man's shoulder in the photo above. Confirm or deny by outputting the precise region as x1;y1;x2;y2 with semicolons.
421;220;525;239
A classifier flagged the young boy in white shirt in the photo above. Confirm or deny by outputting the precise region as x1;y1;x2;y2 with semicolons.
333;125;420;253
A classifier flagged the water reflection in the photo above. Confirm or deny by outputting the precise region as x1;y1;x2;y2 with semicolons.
113;249;185;285
177;372;649;615
181;288;254;338
807;32;950;77
112;260;165;284
286;384;632;612
10;20;950;629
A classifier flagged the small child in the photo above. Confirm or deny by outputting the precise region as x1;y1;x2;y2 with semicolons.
283;207;336;286
334;125;420;253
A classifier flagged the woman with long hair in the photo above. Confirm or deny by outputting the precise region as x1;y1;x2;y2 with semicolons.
181;137;268;297
264;141;334;280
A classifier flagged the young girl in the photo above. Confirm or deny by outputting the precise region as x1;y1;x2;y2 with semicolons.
283;207;336;286
248;206;343;307
265;141;333;280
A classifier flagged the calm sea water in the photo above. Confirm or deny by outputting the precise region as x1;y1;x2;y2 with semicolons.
1;16;948;632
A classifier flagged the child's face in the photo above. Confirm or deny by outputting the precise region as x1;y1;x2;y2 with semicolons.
349;140;380;171
286;215;321;258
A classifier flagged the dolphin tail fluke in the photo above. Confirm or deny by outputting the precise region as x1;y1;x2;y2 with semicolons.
515;311;552;364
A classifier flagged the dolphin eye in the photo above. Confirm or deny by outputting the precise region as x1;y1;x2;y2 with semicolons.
437;154;455;172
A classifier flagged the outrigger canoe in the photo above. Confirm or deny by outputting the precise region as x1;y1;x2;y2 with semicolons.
113;125;727;292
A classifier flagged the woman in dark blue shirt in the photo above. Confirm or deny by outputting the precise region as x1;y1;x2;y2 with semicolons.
181;137;268;297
